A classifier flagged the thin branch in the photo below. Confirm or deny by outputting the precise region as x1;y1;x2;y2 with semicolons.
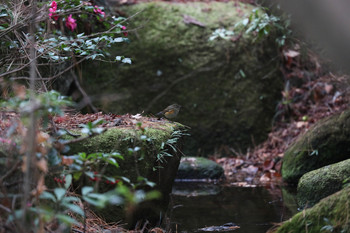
10;56;89;81
0;52;44;78
0;203;11;213
0;160;21;186
14;30;48;91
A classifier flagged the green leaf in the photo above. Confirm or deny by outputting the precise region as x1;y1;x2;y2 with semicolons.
114;37;124;42
62;203;85;217
83;196;102;207
107;158;119;167
56;214;78;225
84;171;95;179
239;69;246;78
48;148;61;166
242;18;249;26
73;171;82;180
122;58;132;64
310;150;319;156
40;191;56;202
64;174;72;190
82;186;93;196
54;188;66;201
145;190;161;200
62;196;80;203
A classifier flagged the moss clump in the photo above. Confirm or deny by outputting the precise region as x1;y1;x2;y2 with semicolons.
297;159;350;208
282;109;350;184
271;187;350;233
82;2;283;155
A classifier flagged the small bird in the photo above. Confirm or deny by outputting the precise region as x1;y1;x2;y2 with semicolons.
156;104;181;119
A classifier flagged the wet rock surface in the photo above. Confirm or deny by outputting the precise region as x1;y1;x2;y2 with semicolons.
176;157;225;180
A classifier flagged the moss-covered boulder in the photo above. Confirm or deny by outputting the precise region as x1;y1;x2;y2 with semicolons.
176;157;225;180
270;187;350;233
65;117;186;228
82;2;283;155
297;159;350;208
282;109;350;184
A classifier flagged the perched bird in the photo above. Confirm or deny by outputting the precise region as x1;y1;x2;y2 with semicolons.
156;104;181;119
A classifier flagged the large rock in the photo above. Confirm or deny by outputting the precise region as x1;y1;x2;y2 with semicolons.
65;118;185;228
82;2;283;155
297;159;350;208
282;109;350;184
270;187;350;233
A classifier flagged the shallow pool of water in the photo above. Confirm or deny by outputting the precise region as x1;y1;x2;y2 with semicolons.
167;182;298;233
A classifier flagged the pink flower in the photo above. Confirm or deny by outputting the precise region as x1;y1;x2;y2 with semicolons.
93;5;105;18
0;137;12;145
65;14;77;31
51;1;57;11
121;26;128;37
49;1;58;21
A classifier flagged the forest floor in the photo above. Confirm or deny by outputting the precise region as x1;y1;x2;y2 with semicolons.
213;46;350;187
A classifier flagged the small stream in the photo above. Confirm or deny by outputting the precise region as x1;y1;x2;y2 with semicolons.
167;182;298;233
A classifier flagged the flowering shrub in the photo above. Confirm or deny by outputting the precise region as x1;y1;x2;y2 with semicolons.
0;1;143;231
0;0;131;80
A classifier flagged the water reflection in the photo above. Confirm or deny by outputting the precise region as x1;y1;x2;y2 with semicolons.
168;182;297;233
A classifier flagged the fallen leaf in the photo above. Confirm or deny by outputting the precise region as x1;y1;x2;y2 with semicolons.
296;121;308;128
131;113;142;119
31;175;47;197
324;84;333;94
62;156;74;166
260;173;271;182
37;131;50;144
274;160;282;172
37;159;48;173
263;159;274;171
284;50;300;58
13;84;26;99
241;165;258;175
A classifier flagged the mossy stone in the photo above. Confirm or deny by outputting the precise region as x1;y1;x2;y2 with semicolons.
297;158;350;208
282;109;350;184
176;157;225;180
65;121;185;227
271;186;350;233
82;2;283;155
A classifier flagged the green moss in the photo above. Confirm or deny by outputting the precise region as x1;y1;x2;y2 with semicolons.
65;122;183;182
297;159;350;208
282;109;350;184
281;187;299;215
273;187;350;233
82;2;283;155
